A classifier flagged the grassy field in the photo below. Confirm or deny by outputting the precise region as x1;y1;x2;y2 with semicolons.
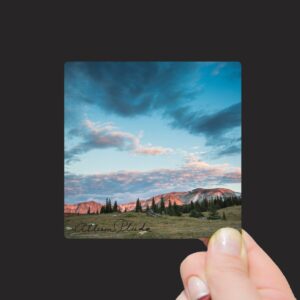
64;205;241;239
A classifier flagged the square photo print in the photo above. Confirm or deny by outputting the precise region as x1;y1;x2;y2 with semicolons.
64;61;242;239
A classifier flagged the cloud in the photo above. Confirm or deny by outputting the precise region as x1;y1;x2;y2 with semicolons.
65;62;241;156
65;62;202;117
212;62;227;76
65;119;172;163
169;103;241;155
65;156;241;203
212;62;241;78
171;103;241;138
217;144;241;156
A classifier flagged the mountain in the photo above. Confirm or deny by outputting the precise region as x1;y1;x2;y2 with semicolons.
64;188;240;214
64;200;102;214
119;192;186;212
180;188;240;204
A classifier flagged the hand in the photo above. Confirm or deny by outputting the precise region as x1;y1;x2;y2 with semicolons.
177;228;295;300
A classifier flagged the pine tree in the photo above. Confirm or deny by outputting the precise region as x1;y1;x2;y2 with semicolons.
190;201;195;211
100;206;106;214
87;207;90;215
195;201;202;212
151;197;157;213
105;198;113;213
105;198;109;213
146;204;150;212
167;200;174;216
160;197;166;214
135;198;142;212
173;202;182;216
203;199;209;211
105;199;110;213
113;201;118;212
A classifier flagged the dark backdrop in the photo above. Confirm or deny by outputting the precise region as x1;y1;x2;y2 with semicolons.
4;2;299;299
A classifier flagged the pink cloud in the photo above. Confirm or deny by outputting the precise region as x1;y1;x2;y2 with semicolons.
65;120;172;163
65;157;241;203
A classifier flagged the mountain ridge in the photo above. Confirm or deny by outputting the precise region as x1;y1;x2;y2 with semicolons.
64;187;241;214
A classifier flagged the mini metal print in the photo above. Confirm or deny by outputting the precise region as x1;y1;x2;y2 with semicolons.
64;62;242;239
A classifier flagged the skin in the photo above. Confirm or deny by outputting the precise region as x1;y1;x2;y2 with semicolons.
178;229;295;300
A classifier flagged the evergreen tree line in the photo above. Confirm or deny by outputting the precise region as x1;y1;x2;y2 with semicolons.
135;195;241;217
98;198;119;214
86;196;241;218
146;197;182;216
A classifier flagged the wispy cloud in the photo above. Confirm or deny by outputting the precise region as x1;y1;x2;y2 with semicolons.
169;103;241;155
65;62;241;154
212;62;227;76
65;156;241;203
170;103;241;138
65;119;172;163
64;62;242;203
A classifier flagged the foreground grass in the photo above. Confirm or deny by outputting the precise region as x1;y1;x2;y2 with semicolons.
64;205;241;239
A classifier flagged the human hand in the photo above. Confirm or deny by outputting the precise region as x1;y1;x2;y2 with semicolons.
177;228;295;300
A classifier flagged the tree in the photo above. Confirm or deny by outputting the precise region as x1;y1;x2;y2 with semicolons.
151;197;157;213
201;198;208;212
135;198;142;212
159;197;166;214
182;204;188;213
190;201;195;211
173;202;182;216
195;201;202;212
105;198;108;213
207;204;221;220
100;206;106;214
167;200;174;216
87;207;90;215
105;198;113;213
113;201;118;212
146;204;150;212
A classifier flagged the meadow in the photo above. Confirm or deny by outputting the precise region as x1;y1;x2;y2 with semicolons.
64;205;241;239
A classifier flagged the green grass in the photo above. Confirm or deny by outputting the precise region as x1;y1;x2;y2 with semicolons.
64;205;241;239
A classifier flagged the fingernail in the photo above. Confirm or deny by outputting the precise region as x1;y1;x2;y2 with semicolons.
187;276;209;300
210;228;242;256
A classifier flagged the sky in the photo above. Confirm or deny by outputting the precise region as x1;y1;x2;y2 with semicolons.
64;62;241;204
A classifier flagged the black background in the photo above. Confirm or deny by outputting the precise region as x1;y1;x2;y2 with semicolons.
3;2;299;299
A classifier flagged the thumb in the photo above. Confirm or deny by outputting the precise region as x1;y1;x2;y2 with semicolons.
205;228;260;300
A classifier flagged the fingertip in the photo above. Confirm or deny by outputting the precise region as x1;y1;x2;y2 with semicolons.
180;252;206;278
176;290;188;300
180;252;208;299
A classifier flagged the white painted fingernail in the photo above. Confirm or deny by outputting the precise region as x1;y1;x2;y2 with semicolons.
187;276;209;300
211;227;242;256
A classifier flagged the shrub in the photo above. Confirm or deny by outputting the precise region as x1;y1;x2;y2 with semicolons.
189;209;204;218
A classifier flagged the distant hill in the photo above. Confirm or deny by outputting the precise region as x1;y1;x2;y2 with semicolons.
64;201;102;214
64;187;241;214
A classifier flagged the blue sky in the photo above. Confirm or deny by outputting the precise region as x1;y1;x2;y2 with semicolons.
65;62;241;204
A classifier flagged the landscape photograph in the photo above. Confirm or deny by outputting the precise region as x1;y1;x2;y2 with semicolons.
64;61;242;239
